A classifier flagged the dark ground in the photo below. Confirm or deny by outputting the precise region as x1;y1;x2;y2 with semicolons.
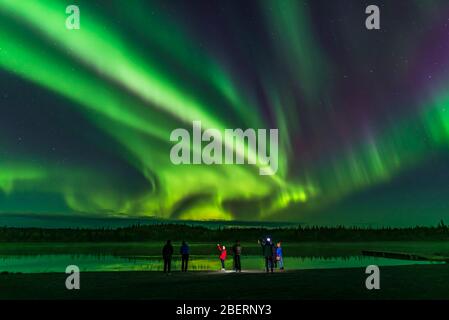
0;264;448;300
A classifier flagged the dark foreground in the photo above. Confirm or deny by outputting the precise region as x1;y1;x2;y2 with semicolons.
0;264;448;300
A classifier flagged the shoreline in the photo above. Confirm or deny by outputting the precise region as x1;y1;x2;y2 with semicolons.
1;264;448;300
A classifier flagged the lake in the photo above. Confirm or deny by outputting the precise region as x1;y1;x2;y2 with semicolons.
0;254;441;273
0;241;447;273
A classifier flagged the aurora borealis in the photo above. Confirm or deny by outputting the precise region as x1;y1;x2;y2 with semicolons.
2;0;449;225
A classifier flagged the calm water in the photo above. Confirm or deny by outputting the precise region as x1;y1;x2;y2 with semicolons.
0;254;441;273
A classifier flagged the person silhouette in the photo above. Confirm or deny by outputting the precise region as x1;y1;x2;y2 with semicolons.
232;240;242;272
162;240;174;274
180;241;190;272
260;237;274;273
276;241;284;270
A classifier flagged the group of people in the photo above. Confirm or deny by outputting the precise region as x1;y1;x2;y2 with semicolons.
161;238;284;274
216;241;242;272
162;240;190;273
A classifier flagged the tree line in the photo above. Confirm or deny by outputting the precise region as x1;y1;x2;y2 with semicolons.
0;221;447;242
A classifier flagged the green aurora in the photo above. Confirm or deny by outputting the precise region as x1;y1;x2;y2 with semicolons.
1;0;449;225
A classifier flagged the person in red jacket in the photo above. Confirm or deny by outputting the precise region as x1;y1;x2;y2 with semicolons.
217;244;227;271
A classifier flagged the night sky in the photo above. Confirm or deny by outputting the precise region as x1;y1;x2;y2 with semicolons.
1;0;449;226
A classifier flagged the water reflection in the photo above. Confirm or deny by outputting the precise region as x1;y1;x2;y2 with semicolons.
0;254;441;273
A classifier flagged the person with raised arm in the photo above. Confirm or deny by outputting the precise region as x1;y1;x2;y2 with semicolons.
217;244;227;271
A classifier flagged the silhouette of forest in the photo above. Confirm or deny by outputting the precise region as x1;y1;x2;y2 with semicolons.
0;220;447;242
